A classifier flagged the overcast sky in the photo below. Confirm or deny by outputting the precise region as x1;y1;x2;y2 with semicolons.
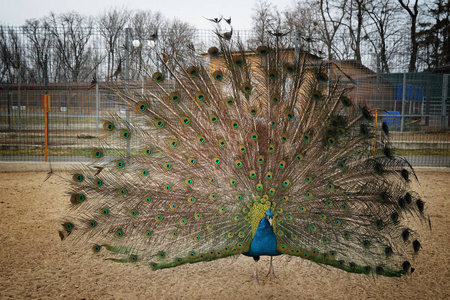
0;0;295;30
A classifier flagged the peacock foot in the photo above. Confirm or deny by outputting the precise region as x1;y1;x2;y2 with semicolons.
266;256;277;280
245;270;260;284
266;265;276;280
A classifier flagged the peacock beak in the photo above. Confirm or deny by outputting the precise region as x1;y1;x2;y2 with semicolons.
268;216;273;227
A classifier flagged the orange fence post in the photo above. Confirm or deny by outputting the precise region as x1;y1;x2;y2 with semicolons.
44;95;51;162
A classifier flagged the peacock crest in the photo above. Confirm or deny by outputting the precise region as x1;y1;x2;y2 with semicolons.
61;23;427;279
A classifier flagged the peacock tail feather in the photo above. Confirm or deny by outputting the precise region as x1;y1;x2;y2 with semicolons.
61;27;427;277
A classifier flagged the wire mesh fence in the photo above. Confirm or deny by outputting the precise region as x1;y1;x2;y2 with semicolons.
0;27;449;166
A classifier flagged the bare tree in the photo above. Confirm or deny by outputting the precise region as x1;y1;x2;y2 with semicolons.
0;26;26;82
417;0;450;70
160;19;196;64
283;1;324;54
129;10;164;78
342;0;369;62
398;0;419;72
98;7;130;80
318;0;349;60
45;12;94;82
363;0;404;73
23;19;53;82
251;0;280;45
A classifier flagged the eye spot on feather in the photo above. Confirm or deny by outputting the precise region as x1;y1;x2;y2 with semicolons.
241;82;252;94
225;97;234;106
209;114;218;123
73;173;84;182
103;121;115;132
92;149;103;159
267;69;277;79
89;220;97;228
169;92;180;103
197;135;206;144
115;229;124;238
285;63;295;73
257;45;268;55
154;119;165;128
118;188;128;196
208;47;219;56
194;91;206;102
152;72;164;82
136;102;147;112
257;155;265;164
233;56;244;66
187;66;199;77
169;140;178;148
180;116;190;125
213;70;223;81
115;159;125;170
92;245;101;253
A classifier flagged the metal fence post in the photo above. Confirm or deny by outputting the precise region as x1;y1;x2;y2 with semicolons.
401;73;406;132
376;53;380;93
125;28;130;154
442;74;449;130
7;80;11;131
95;68;99;136
425;78;430;126
18;69;21;134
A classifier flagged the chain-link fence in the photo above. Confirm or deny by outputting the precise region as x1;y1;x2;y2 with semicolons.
0;27;449;166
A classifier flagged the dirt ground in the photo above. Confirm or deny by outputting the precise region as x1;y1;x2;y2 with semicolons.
0;170;449;300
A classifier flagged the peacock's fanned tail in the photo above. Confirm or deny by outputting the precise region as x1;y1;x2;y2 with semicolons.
62;30;427;277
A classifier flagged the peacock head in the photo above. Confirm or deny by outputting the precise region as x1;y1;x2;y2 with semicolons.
265;209;274;226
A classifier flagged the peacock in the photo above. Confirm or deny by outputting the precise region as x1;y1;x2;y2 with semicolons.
60;22;428;281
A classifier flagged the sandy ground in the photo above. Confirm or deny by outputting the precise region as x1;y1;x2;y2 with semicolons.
0;170;449;300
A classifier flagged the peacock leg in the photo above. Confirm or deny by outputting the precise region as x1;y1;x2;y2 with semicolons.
253;256;260;282
266;256;276;279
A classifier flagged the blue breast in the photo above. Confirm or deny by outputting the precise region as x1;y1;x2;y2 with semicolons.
244;217;281;257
